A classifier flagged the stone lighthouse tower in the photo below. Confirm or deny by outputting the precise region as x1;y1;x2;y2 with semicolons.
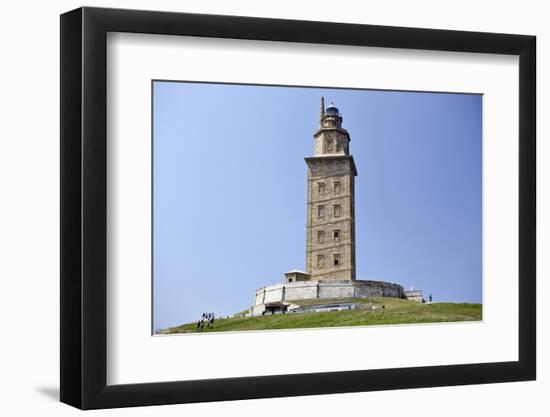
305;98;357;281
251;99;412;316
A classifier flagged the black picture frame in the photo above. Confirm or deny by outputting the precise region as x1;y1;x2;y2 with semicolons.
60;6;536;410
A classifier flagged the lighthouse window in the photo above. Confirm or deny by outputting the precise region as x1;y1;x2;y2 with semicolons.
333;230;340;241
317;254;325;268
318;182;326;194
334;205;341;217
334;254;341;267
317;230;325;243
326;138;334;152
318;205;325;218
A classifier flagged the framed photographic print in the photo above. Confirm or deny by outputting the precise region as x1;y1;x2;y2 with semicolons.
60;6;536;410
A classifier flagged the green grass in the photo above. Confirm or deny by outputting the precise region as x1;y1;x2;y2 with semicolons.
161;297;482;334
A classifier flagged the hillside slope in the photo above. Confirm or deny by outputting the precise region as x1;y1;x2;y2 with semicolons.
161;297;482;334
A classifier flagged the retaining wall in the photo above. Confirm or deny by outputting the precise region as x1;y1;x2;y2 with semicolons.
253;279;405;307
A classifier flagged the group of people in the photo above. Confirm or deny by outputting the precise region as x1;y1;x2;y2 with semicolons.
196;312;215;331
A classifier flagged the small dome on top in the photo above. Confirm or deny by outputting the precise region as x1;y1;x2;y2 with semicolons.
326;103;340;115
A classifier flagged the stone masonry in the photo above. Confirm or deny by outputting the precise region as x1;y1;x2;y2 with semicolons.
251;280;405;316
305;99;357;281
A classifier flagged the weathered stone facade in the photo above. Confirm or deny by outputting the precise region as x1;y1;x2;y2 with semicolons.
305;100;357;281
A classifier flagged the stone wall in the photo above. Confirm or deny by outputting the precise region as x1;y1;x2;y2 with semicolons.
253;279;405;308
354;280;404;298
305;155;357;282
317;281;355;299
404;290;424;303
284;281;318;300
263;284;284;304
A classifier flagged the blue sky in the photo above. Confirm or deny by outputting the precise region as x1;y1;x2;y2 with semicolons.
153;81;482;331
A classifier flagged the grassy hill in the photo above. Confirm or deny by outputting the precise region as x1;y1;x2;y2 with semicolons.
160;297;482;334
